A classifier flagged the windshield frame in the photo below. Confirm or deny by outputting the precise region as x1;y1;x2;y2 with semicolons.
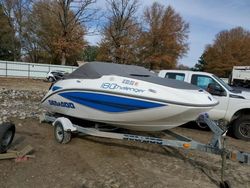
212;75;233;91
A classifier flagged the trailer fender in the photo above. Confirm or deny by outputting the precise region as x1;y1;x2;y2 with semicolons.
53;117;77;132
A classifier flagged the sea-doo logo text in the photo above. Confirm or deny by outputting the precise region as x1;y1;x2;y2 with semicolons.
101;83;145;93
48;100;75;109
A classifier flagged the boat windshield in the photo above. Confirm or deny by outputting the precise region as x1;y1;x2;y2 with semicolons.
212;75;233;91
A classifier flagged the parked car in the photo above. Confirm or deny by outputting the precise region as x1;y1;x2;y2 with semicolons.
46;70;68;82
0;123;15;153
158;70;250;141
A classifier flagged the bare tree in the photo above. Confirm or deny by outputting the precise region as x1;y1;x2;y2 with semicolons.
98;0;140;64
51;0;98;65
21;0;90;65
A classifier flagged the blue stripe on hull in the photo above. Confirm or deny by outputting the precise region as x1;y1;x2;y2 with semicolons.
59;92;166;112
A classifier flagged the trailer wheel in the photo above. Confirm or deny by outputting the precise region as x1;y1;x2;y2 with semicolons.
54;121;71;144
232;115;250;141
0;123;15;153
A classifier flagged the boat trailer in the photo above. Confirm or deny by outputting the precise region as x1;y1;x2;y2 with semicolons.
41;113;250;188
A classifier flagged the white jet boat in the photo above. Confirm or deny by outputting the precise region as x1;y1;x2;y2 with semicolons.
41;62;218;131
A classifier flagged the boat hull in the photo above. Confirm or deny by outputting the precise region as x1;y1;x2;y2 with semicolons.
41;89;213;131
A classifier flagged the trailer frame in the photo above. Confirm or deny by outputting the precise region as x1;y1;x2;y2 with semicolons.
40;113;250;165
40;112;250;187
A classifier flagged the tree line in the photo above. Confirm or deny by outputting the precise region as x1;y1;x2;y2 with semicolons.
0;0;189;68
0;0;249;76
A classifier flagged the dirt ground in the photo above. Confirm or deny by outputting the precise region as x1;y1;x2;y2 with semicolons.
0;78;250;188
0;77;50;91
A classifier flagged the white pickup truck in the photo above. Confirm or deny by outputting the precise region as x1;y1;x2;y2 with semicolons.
158;70;250;141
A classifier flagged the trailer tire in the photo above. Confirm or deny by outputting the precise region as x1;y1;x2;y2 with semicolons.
54;121;71;144
0;123;15;153
232;115;250;141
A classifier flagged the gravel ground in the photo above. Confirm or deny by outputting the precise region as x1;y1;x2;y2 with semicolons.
0;77;249;188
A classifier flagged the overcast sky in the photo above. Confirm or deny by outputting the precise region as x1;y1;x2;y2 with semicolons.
85;0;250;67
